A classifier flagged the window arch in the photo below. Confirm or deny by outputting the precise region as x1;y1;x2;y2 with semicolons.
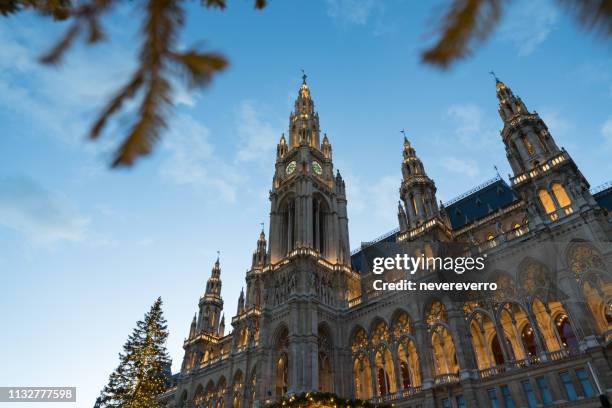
353;353;372;400
431;325;459;375
397;338;421;389
312;195;329;256
538;189;556;214
555;314;578;349
374;345;396;395
279;196;296;256
551;183;571;208
274;326;289;397
317;325;333;392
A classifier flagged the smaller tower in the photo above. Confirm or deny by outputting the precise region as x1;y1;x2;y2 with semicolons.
252;228;267;268
399;136;439;229
219;314;225;337
495;77;598;225
237;288;245;315
197;256;224;335
188;314;197;339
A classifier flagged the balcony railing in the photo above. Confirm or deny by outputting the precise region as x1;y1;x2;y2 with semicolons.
510;151;568;186
434;373;460;385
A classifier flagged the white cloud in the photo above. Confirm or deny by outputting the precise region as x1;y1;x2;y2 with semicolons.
499;0;558;56
159;113;244;202
440;157;480;178
235;101;279;162
602;117;612;147
447;104;483;138
325;0;378;25
0;176;89;246
446;103;497;147
0;23;134;153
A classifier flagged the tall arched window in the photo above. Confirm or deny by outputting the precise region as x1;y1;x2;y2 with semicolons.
491;335;505;366
312;196;328;256
551;183;571;208
317;325;333;392
521;324;537;357
555;315;578;349
410;194;418;216
353;353;372;400
274;327;289;397
521;134;534;155
280;198;296;256
538;189;556;214
374;346;396;395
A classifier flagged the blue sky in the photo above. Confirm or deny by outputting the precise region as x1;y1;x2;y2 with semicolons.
1;0;612;406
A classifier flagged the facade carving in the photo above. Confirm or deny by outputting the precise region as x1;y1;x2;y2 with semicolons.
162;76;612;408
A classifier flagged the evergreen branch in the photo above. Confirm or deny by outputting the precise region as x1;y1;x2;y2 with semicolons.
171;50;228;88
557;0;612;37
422;0;503;68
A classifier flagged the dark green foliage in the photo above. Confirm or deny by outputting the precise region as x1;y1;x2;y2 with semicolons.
98;297;171;408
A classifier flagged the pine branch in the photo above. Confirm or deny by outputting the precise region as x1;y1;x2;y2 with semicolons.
557;0;612;37
422;0;503;68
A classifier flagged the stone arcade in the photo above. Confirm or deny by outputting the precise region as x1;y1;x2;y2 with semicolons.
161;76;612;408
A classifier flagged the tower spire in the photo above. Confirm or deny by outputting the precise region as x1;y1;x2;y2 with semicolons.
399;135;439;230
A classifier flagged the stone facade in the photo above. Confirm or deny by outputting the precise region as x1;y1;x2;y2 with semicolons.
161;76;612;408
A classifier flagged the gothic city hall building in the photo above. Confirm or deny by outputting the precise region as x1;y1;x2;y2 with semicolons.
162;77;612;408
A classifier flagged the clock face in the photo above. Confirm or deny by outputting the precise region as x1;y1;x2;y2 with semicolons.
285;161;296;175
312;161;323;175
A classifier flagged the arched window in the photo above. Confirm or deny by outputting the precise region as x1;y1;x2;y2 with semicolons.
400;361;410;389
521;324;537;357
555;315;578;349
353;353;372;399
491;334;505;366
410;194;418;216
275;353;288;397
521;134;534;155
551;183;571;208
317;325;333;392
431;325;459;375
397;338;420;389
280;198;296;256
312;196;328;256
274;327;289;397
538;189;556;214
374;346;396;395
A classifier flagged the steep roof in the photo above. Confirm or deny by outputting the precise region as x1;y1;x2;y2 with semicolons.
444;177;518;230
593;183;612;211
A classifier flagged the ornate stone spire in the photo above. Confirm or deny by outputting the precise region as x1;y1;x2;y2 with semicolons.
197;255;224;334
399;135;439;230
252;227;267;268
205;255;222;298
494;77;561;174
289;71;321;148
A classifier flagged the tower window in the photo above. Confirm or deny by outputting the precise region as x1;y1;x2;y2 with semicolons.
521;135;534;156
411;195;418;216
538;189;556;214
551;183;571;208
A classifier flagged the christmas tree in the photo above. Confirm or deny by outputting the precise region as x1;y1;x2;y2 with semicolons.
98;297;171;408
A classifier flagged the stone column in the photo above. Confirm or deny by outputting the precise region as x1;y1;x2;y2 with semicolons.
414;322;434;388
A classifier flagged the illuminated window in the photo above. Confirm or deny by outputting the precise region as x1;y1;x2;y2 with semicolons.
411;195;418;216
551;183;571;208
521;135;534;155
538;189;556;214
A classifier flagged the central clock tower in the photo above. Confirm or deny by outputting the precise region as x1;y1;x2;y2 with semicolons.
268;74;351;266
